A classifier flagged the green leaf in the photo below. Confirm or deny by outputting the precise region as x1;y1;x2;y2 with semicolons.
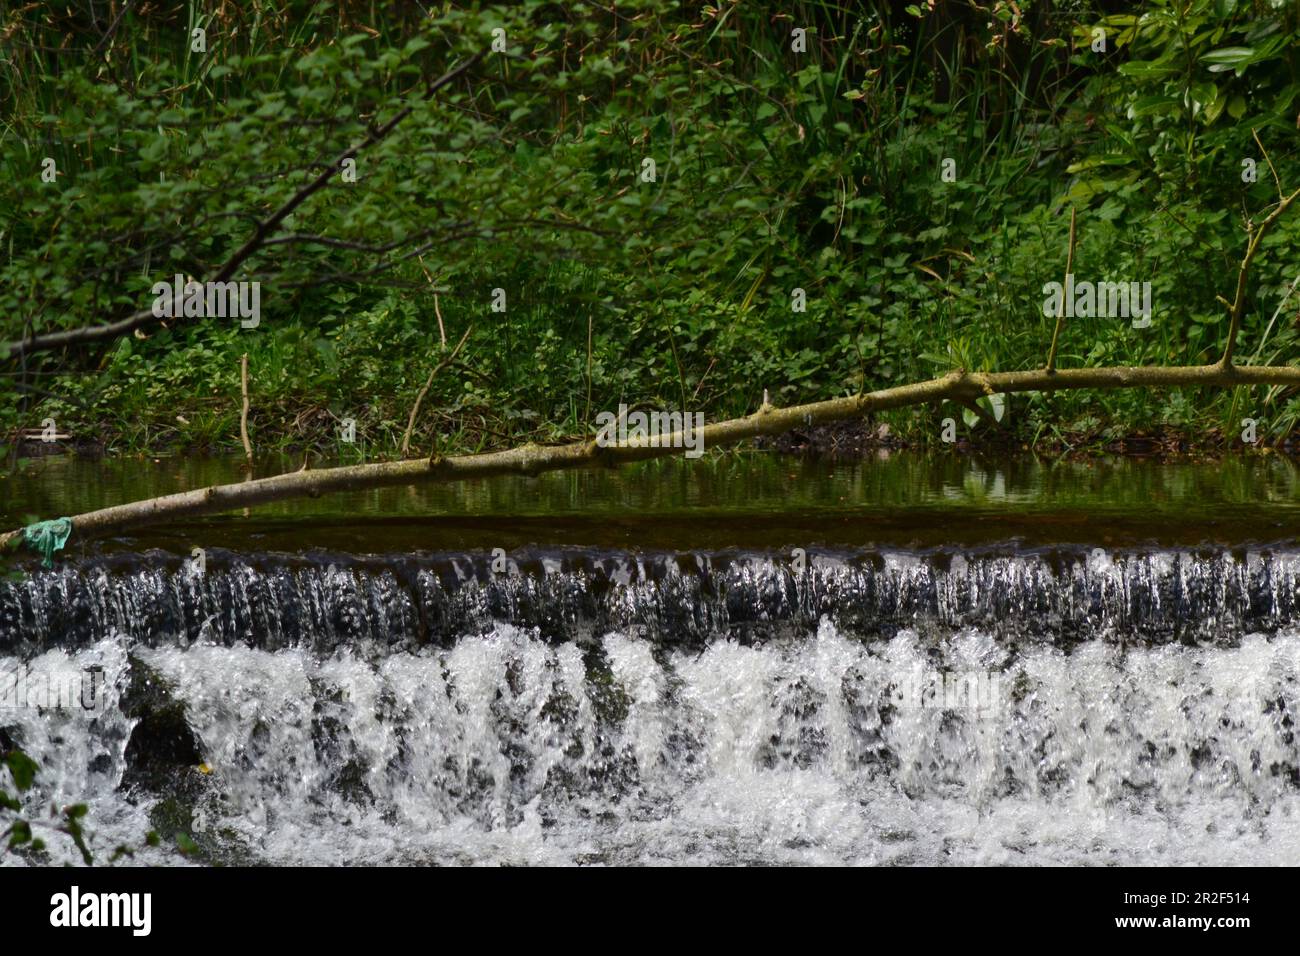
1202;47;1256;73
1202;47;1255;66
7;820;32;848
1202;89;1226;125
1117;59;1180;79
1126;94;1179;118
982;393;1006;423
1066;155;1134;174
4;751;38;792
175;832;201;856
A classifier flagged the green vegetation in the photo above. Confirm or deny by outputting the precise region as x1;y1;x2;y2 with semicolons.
2;745;155;863
3;0;1300;458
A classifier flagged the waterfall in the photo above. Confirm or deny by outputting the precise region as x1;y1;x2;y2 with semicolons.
2;546;1298;865
5;546;1300;649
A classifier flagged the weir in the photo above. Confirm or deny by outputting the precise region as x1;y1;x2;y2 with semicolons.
5;545;1300;648
1;454;1297;866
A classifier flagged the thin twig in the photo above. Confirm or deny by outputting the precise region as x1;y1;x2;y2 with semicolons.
584;308;594;429
417;254;447;346
1220;185;1300;366
239;353;253;470
1045;206;1077;374
1253;128;1283;201
400;324;473;457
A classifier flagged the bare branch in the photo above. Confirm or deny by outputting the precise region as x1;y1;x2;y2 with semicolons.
400;324;473;457
1252;128;1284;201
1220;186;1300;367
1045;206;1076;374
239;353;253;470
3;51;484;359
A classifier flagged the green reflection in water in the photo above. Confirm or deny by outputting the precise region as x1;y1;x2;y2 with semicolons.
2;450;1298;554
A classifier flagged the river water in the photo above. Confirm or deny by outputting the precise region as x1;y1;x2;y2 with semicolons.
2;452;1298;865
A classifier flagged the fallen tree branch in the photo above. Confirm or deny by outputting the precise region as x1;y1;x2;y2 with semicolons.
3;361;1298;550
2;52;484;359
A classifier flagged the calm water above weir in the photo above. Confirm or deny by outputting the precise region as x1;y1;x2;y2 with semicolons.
4;449;1300;551
2;451;1299;866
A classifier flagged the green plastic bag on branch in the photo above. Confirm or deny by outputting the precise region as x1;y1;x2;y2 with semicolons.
21;518;73;569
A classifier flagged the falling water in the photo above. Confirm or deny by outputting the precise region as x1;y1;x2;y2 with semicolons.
6;546;1300;648
2;546;1298;866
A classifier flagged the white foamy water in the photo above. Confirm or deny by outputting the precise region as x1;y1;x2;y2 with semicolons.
4;621;1298;866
